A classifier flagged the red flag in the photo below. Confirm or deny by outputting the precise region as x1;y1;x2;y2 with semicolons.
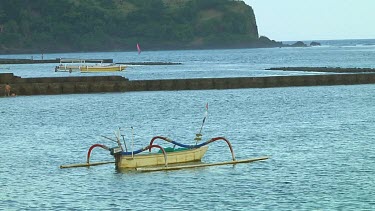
137;43;141;54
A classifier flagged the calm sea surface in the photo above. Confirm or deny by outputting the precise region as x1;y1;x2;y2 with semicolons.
1;39;375;210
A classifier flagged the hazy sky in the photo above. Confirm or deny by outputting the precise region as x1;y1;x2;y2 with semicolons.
244;0;375;41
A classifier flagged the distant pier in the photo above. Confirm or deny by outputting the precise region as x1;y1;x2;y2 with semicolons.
116;62;181;65
0;58;180;66
0;58;113;64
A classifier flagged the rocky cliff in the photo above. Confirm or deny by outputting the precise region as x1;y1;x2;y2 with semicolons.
0;0;281;54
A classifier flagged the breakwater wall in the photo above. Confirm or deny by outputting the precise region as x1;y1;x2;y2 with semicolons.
1;73;375;96
268;67;375;73
0;73;128;95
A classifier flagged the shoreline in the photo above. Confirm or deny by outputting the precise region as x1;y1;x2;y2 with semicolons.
0;58;180;65
0;40;318;56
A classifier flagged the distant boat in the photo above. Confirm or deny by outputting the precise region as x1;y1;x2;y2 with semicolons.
55;58;94;72
55;58;126;73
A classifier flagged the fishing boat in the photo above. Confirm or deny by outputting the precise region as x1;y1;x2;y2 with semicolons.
60;131;268;172
60;105;268;171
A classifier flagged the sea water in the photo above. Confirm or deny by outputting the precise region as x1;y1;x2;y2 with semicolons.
1;40;375;210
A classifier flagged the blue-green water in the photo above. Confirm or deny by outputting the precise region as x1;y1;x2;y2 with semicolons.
1;40;375;210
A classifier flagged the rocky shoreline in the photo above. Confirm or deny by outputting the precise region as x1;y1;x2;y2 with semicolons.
0;40;320;56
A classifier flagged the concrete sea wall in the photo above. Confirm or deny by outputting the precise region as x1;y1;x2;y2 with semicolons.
0;73;129;96
267;67;375;73
1;73;375;97
126;74;375;91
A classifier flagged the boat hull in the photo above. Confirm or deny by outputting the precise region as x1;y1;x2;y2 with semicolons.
115;146;209;169
80;65;126;72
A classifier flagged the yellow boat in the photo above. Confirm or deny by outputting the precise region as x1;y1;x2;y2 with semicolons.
59;134;268;172
60;107;268;171
115;146;209;169
80;64;126;73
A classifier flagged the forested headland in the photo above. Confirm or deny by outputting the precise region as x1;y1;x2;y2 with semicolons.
0;0;282;54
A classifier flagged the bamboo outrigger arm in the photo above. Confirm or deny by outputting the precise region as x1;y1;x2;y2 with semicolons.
87;144;110;163
148;136;236;161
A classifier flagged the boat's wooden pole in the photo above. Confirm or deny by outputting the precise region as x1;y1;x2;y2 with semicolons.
131;127;134;158
114;130;124;151
60;161;115;169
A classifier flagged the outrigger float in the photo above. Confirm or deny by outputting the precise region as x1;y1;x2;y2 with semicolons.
60;105;268;172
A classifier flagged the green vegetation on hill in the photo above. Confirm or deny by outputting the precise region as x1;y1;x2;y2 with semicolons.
0;0;281;53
